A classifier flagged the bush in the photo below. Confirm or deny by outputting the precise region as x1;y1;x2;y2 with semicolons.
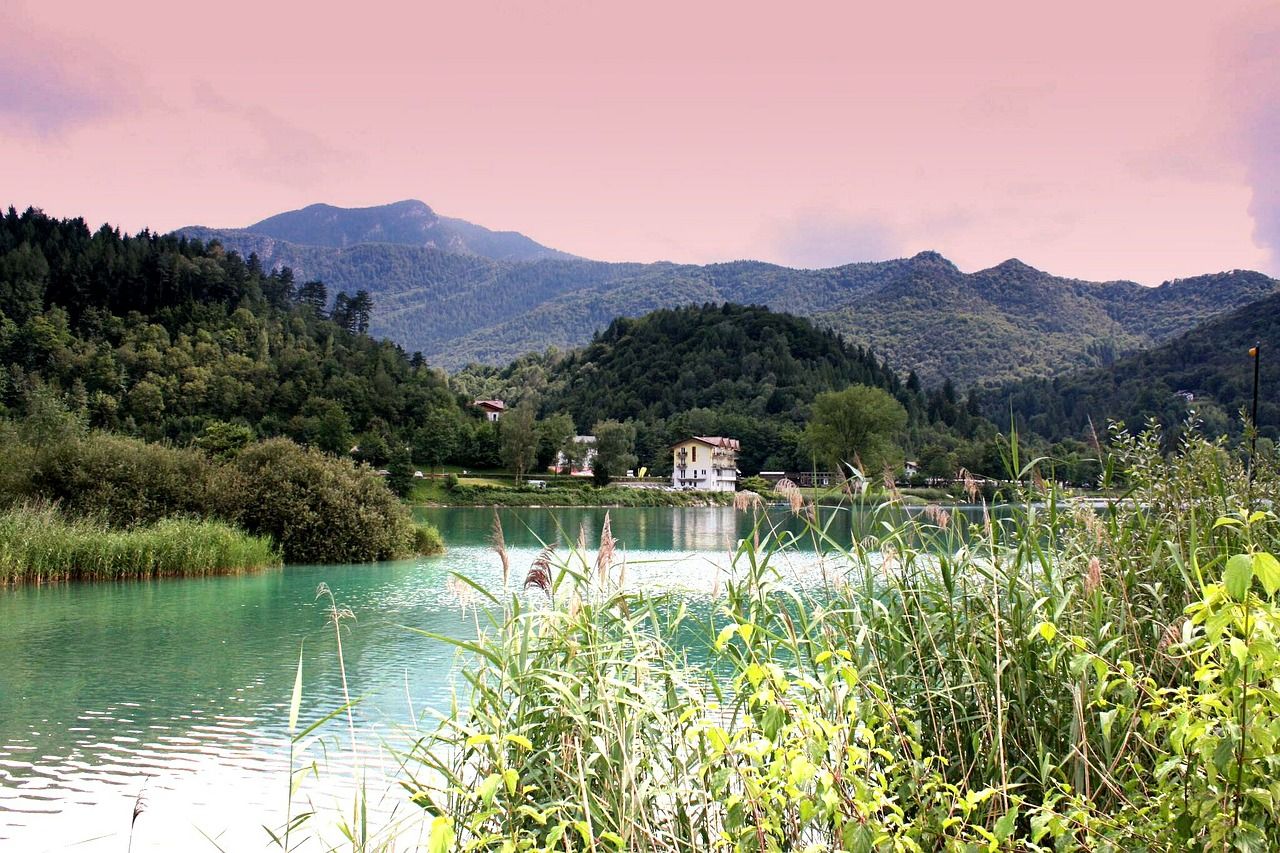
2;428;430;565
413;523;445;556
219;438;419;564
25;432;220;526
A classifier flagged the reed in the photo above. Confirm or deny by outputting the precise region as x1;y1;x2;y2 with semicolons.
405;422;1280;851
0;503;280;584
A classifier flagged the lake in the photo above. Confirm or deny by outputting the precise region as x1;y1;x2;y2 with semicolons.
0;504;970;850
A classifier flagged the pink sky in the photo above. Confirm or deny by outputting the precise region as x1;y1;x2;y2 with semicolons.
2;0;1277;283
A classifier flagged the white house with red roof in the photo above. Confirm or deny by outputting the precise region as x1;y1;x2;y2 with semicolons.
671;436;740;492
473;399;505;421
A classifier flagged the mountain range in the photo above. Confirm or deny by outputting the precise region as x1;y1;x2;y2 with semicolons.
989;290;1280;443
179;200;1280;386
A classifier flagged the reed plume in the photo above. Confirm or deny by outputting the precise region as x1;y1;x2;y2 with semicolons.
774;478;806;514
595;512;616;587
1084;556;1102;596
524;544;556;597
489;509;509;589
882;465;900;503
126;785;148;853
923;503;951;529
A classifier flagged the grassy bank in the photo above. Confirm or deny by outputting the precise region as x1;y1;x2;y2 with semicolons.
0;504;280;584
409;477;734;507
398;425;1280;851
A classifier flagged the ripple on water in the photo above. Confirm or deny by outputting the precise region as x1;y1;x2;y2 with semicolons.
1;507;911;849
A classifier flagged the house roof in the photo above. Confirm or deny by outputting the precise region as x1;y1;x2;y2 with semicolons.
473;399;506;411
673;436;740;451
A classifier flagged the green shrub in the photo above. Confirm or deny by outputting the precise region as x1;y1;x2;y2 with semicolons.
413;522;445;556
219;438;418;564
25;432;219;526
2;428;431;565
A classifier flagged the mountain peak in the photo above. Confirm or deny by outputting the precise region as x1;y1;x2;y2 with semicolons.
188;199;569;262
293;199;436;217
903;250;960;273
986;258;1043;275
909;250;948;263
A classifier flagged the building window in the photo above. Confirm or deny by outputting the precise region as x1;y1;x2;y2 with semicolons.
692;446;698;463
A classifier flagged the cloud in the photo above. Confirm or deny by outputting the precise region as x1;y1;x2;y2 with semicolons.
0;9;133;136
767;209;906;268
191;82;349;188
1224;6;1280;272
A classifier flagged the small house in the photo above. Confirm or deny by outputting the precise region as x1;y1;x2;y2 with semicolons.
473;399;506;422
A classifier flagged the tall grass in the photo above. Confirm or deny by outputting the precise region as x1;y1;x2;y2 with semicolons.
0;503;280;584
405;424;1280;851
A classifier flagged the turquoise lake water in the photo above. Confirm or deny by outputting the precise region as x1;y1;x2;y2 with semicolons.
0;504;977;850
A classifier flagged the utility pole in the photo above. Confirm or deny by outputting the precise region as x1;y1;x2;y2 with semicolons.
1248;343;1260;489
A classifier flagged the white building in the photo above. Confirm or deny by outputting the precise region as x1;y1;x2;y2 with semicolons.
554;435;597;476
473;399;505;421
671;436;740;492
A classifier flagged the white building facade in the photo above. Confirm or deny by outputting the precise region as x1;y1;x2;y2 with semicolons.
671;436;740;492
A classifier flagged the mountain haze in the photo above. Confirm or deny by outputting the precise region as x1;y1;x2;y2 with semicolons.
182;199;571;262
177;203;1280;386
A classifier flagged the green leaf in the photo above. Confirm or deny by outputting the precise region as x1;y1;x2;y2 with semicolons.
427;816;455;853
503;733;533;750
1253;552;1280;597
994;805;1020;841
715;624;737;651
1036;621;1057;643
288;643;304;734
1225;554;1254;600
477;772;502;805
1214;516;1243;529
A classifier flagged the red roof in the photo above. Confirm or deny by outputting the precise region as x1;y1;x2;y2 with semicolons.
473;399;506;411
681;436;740;450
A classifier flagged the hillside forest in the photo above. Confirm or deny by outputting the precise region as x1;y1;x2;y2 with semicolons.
4;207;1274;495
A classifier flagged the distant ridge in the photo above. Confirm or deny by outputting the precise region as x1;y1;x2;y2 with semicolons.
181;199;572;262
175;202;1280;385
987;288;1280;442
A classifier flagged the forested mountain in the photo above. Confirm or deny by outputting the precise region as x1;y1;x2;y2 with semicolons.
182;199;571;262
0;207;504;469
456;304;995;475
540;304;909;427
986;291;1280;446
176;205;1279;385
